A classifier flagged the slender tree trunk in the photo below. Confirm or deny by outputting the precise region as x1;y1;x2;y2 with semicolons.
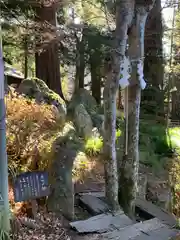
117;86;123;109
103;75;120;212
90;54;101;105
75;40;85;91
24;36;28;79
103;0;134;213
118;1;154;218
76;31;85;88
0;40;10;234
172;88;180;120
35;5;64;99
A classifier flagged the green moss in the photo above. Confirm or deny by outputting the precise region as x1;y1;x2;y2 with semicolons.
32;77;65;104
32;77;49;90
138;120;173;169
18;78;66;116
68;89;98;115
116;117;179;172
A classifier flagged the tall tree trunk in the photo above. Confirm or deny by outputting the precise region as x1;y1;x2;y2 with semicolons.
103;74;120;212
24;35;28;79
35;4;64;99
90;54;101;105
103;0;134;213
171;88;180;120
118;1;154;218
117;86;123;109
143;0;164;114
75;31;85;90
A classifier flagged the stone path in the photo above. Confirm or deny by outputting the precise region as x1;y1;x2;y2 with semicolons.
70;192;179;240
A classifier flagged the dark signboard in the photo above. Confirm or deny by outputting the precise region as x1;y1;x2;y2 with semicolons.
13;171;50;202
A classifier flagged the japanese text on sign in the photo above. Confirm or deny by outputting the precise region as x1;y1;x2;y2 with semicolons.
13;171;50;202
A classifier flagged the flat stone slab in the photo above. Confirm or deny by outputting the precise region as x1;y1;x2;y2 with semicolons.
102;218;166;240
136;198;176;227
132;226;179;240
75;181;105;193
78;192;176;227
79;195;110;215
70;213;133;233
79;192;105;198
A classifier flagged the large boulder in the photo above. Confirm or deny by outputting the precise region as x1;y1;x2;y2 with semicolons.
17;78;66;121
68;89;103;131
74;104;93;139
68;89;97;115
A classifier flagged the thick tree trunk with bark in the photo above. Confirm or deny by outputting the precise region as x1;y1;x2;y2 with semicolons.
24;36;28;79
143;0;164;114
118;1;154;218
35;5;64;99
103;0;134;213
103;80;119;212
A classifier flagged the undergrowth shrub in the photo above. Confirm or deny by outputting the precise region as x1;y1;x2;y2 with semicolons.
85;137;103;157
138;121;174;169
84;129;121;157
6;94;64;177
168;128;180;153
140;121;170;155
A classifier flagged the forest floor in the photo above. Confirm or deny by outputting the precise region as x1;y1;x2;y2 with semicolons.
10;159;171;240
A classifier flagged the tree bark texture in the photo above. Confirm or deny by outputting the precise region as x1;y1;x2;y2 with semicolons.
117;86;123;110
75;31;85;90
171;79;180;120
90;53;101;105
118;1;154;218
24;36;28;79
35;5;64;99
143;0;164;114
47;147;75;220
103;0;134;213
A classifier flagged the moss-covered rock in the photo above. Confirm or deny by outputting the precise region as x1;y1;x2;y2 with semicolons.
68;89;103;130
68;89;97;115
17;78;66;121
52;122;83;151
74;104;94;139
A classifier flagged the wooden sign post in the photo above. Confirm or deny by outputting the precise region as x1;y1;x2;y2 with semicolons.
13;171;50;218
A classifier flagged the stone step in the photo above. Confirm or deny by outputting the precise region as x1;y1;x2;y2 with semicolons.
102;219;179;240
70;213;133;233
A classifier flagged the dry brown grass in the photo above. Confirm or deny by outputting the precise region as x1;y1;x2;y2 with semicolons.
6;94;64;176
